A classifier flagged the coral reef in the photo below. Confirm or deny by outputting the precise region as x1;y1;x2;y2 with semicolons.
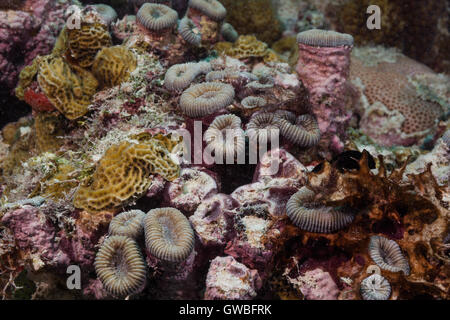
0;0;448;302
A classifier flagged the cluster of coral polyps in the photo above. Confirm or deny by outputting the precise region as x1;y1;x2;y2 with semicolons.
0;0;449;301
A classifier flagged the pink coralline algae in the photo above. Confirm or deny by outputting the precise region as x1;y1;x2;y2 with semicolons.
162;167;220;214
231;148;307;217
284;267;340;300
1;205;98;271
0;0;72;90
189;193;239;248
295;30;355;154
1;206;70;268
204;255;262;300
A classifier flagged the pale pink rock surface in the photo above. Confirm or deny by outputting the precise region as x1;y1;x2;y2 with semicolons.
1;206;70;268
231;148;306;217
2;205;98;271
296;43;354;154
285;267;340;300
163;167;220;214
189;193;239;248
204;255;262;300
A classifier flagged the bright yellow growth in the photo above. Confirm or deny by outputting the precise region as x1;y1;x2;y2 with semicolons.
67;22;112;68
34;112;65;153
215;35;268;59
37;55;99;120
73;135;181;212
92;46;137;88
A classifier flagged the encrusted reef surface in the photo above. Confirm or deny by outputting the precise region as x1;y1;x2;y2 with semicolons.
0;0;448;300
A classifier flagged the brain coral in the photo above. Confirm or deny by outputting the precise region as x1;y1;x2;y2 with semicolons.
108;210;146;239
94;235;147;298
180;82;235;117
66;20;112;68
360;273;391;300
178;16;202;46
351;55;444;146
92;45;137;88
286;186;355;233
73;135;180;212
188;0;227;22
136;3;178;31
37;55;99;120
144;207;195;262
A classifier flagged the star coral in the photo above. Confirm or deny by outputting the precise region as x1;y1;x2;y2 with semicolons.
73;134;181;213
350;48;446;146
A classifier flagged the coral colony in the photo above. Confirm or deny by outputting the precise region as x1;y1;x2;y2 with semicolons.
0;0;449;301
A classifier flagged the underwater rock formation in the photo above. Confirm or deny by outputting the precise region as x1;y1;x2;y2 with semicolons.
0;0;448;302
204;255;262;300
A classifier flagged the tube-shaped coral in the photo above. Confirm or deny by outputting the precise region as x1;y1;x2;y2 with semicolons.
137;3;178;31
360;274;391;300
144;207;195;262
94;236;147;298
204;114;245;161
368;235;410;275
180;82;235;117
178;16;202;46
188;0;226;21
108;210;146;239
296;28;354;153
164;62;211;91
279;114;321;147
286;187;354;233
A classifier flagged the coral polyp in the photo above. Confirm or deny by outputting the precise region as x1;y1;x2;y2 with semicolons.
360;274;391;300
136;3;178;31
108;210;146;239
180;82;235;117
94;236;147;298
286;187;355;233
368;235;410;275
144;207;195;262
279;114;321;147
